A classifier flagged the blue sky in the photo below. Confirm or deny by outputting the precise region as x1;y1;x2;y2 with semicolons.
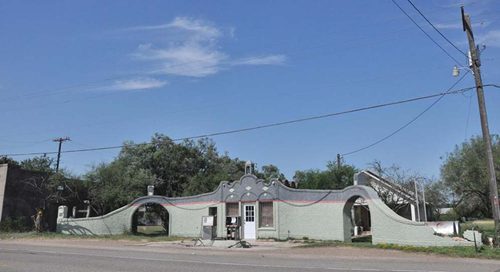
1;0;499;179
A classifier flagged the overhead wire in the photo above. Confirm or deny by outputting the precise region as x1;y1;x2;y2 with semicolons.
390;0;465;66
0;85;478;158
341;71;471;157
406;0;468;57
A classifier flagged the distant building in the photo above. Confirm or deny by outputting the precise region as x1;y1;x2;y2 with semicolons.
354;170;431;222
0;163;55;230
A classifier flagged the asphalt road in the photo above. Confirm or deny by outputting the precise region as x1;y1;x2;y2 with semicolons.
0;240;499;272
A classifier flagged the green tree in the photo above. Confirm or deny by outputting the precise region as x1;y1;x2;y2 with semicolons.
85;134;250;213
260;164;286;180
20;156;54;173
441;135;500;219
295;161;357;190
0;156;20;166
423;180;453;220
86;160;156;214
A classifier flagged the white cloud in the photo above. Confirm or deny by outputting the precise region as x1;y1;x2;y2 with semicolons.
168;17;221;40
231;55;287;66
109;77;167;91
134;43;227;77
128;17;221;40
128;17;286;78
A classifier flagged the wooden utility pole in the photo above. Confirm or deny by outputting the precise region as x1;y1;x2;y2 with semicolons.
337;154;342;168
53;137;70;173
422;182;427;222
414;181;421;222
462;6;500;245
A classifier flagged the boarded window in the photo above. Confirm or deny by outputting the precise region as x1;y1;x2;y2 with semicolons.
259;202;273;227
226;203;239;217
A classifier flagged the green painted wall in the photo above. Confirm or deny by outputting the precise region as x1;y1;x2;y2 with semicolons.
57;174;476;247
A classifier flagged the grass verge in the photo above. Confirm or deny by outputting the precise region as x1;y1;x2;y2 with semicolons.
0;231;186;243
297;240;500;260
461;220;495;238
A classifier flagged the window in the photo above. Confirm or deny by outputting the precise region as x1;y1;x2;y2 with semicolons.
259;202;273;227
226;203;239;217
245;205;255;222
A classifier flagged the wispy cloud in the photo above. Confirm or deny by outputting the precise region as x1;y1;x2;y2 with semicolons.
127;17;286;78
108;77;167;91
134;43;227;77
128;17;221;40
231;55;287;66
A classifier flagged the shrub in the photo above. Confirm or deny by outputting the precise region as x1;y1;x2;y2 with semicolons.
0;216;33;232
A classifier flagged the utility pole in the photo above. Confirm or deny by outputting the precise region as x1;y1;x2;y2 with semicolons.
422;182;428;222
337;154;342;168
414;181;421;222
462;6;500;245
53;137;70;173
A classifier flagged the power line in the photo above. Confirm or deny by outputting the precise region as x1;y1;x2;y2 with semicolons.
0;85;478;158
406;0;468;57
341;71;470;157
390;0;464;66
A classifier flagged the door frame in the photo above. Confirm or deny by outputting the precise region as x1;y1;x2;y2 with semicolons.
242;203;256;239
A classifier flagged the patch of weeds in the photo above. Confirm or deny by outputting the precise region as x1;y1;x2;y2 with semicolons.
297;240;343;248
0;217;32;232
297;239;500;260
0;231;185;243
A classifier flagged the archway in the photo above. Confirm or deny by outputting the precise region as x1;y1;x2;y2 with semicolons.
131;203;169;236
343;195;372;243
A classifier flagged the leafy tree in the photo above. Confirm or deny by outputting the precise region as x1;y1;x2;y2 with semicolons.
295;161;357;190
85;134;250;213
0;156;20;166
423;180;453;220
441;135;500;219
86;160;156;214
260;164;286;180
20;156;55;173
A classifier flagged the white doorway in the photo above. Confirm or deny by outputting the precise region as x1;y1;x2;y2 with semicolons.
243;204;256;239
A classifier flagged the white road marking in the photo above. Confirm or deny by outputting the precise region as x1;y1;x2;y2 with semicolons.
0;248;448;272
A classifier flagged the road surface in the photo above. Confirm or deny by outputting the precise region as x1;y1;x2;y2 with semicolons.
0;239;499;272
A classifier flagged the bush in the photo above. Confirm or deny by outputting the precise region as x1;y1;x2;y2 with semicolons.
438;210;459;221
0;216;33;232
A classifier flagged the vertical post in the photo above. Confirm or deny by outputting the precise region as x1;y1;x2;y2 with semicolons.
53;137;70;173
462;6;500;245
422;182;428;222
414;181;421;222
55;140;63;173
337;154;341;168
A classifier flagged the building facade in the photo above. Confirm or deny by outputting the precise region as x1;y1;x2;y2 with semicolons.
57;170;474;247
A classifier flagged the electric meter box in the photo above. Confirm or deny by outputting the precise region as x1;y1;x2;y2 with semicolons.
201;216;215;240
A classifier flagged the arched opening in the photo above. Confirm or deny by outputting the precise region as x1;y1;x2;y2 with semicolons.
131;203;169;236
343;195;372;243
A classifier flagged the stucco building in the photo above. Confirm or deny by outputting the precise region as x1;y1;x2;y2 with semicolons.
57;164;474;247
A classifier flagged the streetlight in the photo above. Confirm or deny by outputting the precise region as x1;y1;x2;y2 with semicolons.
452;65;471;77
